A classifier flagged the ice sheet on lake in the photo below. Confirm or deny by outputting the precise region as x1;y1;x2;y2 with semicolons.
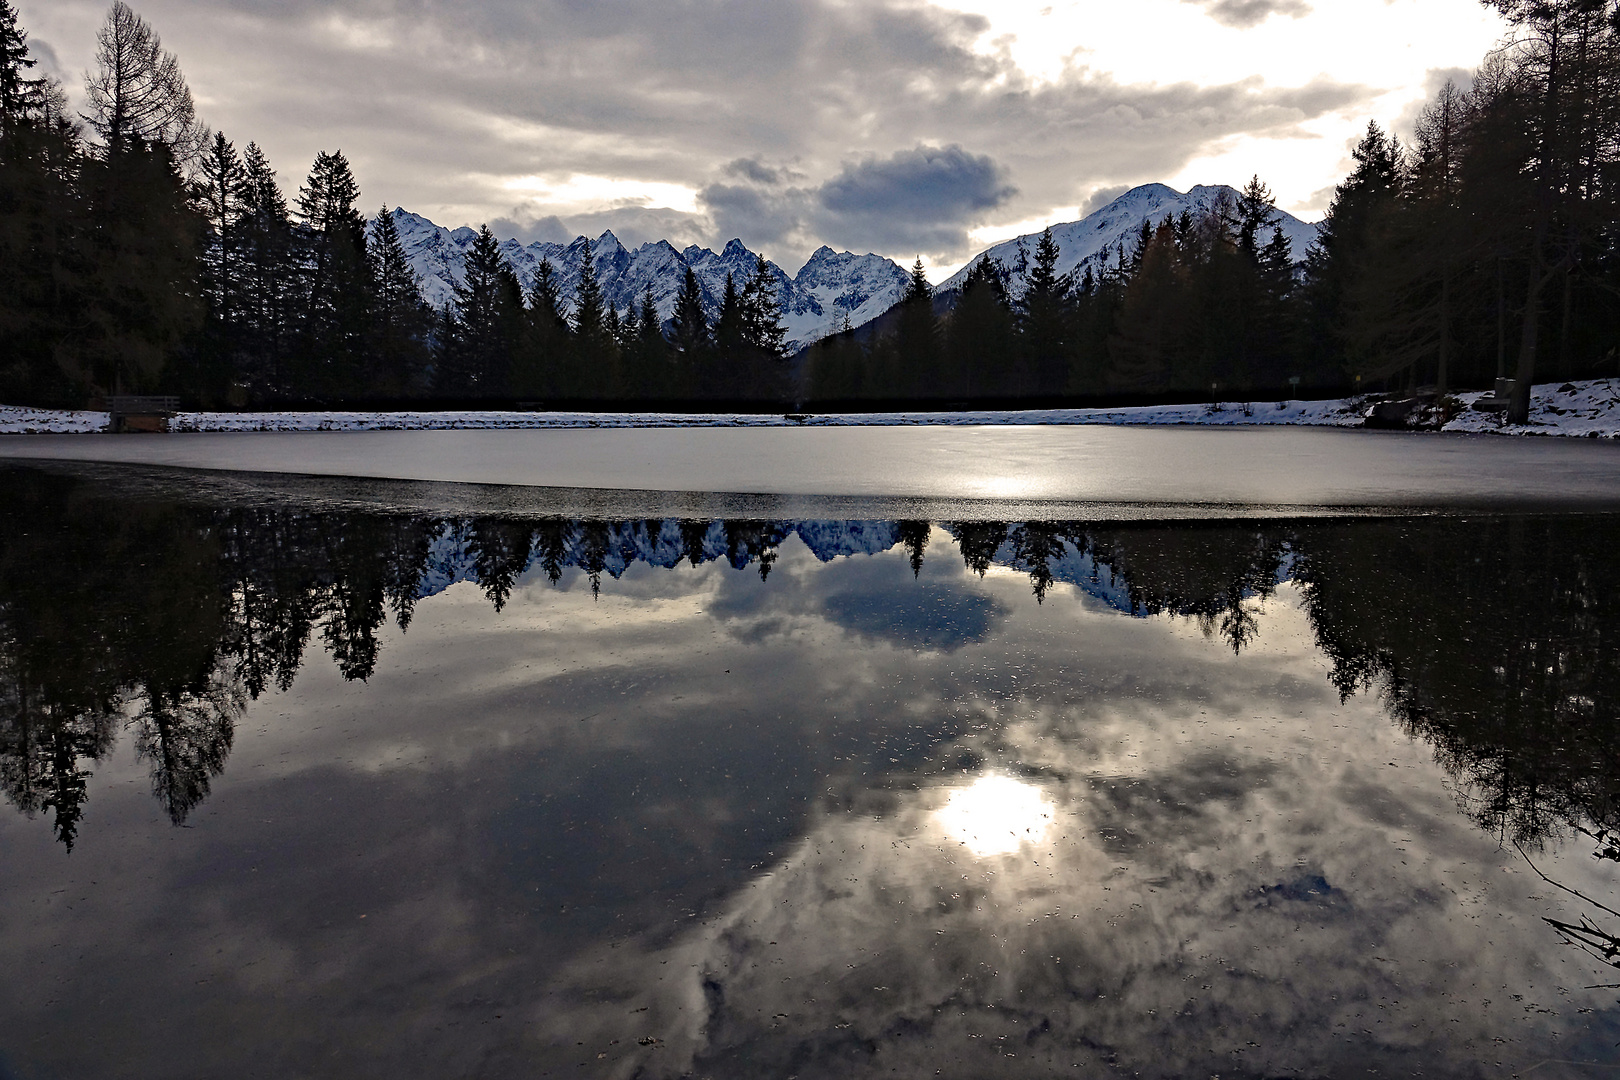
5;379;1620;438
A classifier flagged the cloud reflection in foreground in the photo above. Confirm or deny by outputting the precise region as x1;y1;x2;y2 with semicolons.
934;774;1055;857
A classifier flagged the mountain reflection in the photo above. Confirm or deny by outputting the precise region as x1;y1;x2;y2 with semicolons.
1;464;1618;886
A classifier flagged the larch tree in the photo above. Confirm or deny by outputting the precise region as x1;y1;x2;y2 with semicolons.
82;1;204;165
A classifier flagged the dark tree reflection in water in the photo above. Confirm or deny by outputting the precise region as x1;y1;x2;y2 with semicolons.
3;463;1620;1077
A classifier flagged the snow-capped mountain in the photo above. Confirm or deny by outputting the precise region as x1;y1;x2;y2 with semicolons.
383;183;1318;354
384;210;909;355
409;517;1295;618
937;183;1321;296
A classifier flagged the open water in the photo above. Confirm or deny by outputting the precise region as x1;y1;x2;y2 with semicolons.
2;440;1620;1078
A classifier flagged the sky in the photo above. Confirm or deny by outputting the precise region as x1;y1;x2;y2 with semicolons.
20;0;1509;278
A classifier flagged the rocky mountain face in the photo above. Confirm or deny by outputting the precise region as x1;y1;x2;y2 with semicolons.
386;211;910;355
385;184;1319;353
413;518;1184;617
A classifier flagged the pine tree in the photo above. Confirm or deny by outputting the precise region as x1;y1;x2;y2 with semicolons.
569;236;616;396
669;264;707;395
1019;227;1070;396
234;141;296;398
442;223;519;397
741;254;787;359
893;257;939;398
368;206;429;395
294;150;373;396
513;258;570;398
708;272;745;398
945;256;1014;398
0;0;45;140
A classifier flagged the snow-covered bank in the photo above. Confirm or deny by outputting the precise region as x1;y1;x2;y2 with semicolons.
4;379;1619;437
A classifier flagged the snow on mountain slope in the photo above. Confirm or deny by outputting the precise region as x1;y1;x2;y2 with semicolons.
384;211;908;354
406;516;1189;616
937;183;1321;296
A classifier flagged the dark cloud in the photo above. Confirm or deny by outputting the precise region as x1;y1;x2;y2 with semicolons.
724;157;788;185
813;144;1016;256
697;181;809;249
490;205;710;250
1082;184;1132;215
1183;0;1312;28
24;0;1378;266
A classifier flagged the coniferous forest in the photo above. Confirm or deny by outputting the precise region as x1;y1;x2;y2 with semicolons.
0;0;1616;418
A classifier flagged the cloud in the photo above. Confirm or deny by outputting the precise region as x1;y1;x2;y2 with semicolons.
490;204;711;250
697;179;810;250
24;0;1384;268
813;144;1016;257
27;35;63;81
1082;184;1132;215
1182;0;1312;28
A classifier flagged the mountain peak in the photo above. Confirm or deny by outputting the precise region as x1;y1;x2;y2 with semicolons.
938;182;1320;295
382;210;909;354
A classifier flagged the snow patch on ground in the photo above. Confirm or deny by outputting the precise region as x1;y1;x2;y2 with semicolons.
0;407;111;434
4;379;1619;437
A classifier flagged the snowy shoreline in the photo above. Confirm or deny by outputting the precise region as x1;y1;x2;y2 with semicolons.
3;379;1619;438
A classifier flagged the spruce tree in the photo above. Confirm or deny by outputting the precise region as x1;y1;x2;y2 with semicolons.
196;132;246;332
294;150;374;396
708;272;746;398
945;256;1014;398
625;281;668;398
442;223;519;398
368;206;429;395
513;258;570;398
0;0;44;140
741;254;787;359
1019;227;1070;396
235;142;296;398
669;264;708;395
0;19;82;405
893;257;939;398
569;237;616;396
1302;122;1406;389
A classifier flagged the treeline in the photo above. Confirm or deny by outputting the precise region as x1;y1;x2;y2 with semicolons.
0;0;789;408
810;184;1303;403
816;0;1620;416
2;0;1616;413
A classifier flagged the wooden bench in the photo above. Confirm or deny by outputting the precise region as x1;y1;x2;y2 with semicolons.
108;395;180;433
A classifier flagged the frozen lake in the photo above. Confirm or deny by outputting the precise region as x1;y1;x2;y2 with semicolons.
5;425;1620;511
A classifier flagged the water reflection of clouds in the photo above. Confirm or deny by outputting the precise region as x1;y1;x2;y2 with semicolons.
537;697;1597;1078
524;591;1610;1078
5;525;1617;1077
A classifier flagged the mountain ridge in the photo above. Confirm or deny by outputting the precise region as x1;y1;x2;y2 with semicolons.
385;183;1320;354
387;211;911;355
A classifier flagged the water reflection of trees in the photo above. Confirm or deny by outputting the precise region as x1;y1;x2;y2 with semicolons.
3;467;1618;895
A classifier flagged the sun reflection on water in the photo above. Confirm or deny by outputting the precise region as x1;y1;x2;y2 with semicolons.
934;774;1056;857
